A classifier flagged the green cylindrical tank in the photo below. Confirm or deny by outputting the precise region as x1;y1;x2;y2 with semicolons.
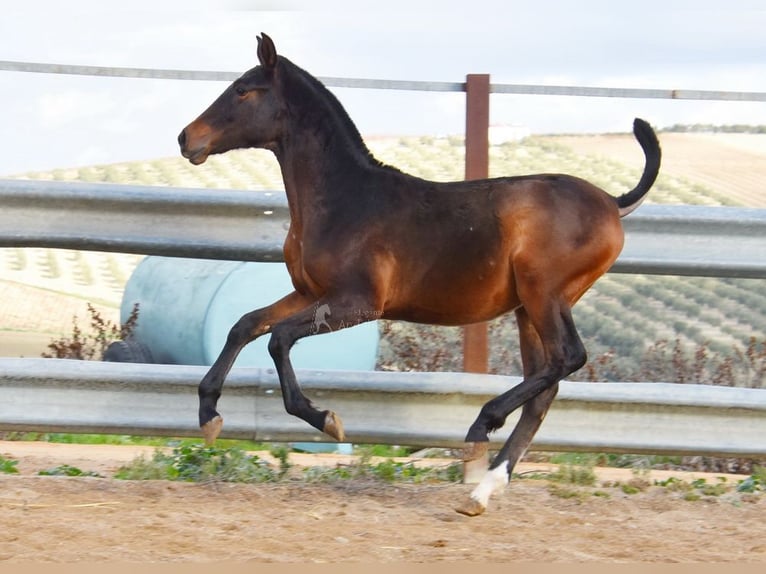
120;256;379;370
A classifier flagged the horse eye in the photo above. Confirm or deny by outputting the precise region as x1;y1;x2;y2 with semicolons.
235;85;247;96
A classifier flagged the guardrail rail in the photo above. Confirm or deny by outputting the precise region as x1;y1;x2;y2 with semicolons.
2;359;765;457
2;179;765;278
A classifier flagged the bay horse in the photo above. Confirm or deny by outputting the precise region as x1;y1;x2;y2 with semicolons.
178;33;661;515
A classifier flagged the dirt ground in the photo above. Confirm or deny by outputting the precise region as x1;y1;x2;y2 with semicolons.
1;441;765;563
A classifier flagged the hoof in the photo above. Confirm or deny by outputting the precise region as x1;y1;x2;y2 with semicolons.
201;415;224;446
323;410;345;442
454;496;486;517
462;441;489;462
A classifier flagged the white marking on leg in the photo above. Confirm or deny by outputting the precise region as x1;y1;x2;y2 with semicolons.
469;460;509;509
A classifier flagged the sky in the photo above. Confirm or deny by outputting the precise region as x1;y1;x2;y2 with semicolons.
0;0;765;175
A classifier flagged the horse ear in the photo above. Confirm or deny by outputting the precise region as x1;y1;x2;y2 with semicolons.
257;33;278;69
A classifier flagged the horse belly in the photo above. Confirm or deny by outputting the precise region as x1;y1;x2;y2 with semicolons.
385;258;519;326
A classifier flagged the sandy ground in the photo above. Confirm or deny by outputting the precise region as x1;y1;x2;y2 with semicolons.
1;441;764;563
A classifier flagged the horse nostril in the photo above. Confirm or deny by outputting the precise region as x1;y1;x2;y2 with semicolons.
178;129;187;149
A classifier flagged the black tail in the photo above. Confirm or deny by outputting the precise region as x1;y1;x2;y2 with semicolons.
615;118;661;217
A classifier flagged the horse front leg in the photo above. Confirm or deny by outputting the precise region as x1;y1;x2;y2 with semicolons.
198;290;314;444
267;294;382;441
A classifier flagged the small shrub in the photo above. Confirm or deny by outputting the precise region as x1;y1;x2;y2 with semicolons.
737;466;766;493
115;444;277;483
548;484;590;501
270;445;292;479
655;476;693;492
0;455;19;474
42;302;139;360
114;451;174;481
549;464;597;487
302;457;462;484
620;478;651;495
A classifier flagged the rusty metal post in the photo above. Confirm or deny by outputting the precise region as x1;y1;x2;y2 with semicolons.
462;74;490;375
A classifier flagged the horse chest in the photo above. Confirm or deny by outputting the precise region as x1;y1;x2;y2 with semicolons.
282;227;336;297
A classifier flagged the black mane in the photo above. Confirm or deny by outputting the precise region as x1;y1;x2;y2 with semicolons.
277;56;396;172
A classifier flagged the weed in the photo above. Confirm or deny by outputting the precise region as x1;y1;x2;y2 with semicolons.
655;475;735;499
621;477;652;495
686;477;729;497
302;458;462;484
0;455;19;474
115;444;277;483
1;432;270;452
269;445;292;479
38;465;103;478
372;460;462;483
303;464;356;482
42;302;139;360
354;444;416;458
548;484;591;501
167;444;275;483
655;476;693;492
114;451;174;481
549;464;597;487
699;482;729;497
620;484;641;495
737;466;766;493
619;477;652;495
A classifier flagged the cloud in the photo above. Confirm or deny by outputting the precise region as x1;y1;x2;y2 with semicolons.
1;2;764;175
36;90;116;129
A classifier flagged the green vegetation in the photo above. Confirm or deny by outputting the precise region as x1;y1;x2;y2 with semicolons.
301;452;463;484
0;455;19;474
3;431;271;452
548;464;597;487
1;442;764;503
527;457;765;502
114;444;278;483
736;466;766;493
111;443;463;485
353;444;417;458
38;464;103;478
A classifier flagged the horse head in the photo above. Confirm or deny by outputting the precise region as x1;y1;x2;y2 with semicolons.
178;33;286;164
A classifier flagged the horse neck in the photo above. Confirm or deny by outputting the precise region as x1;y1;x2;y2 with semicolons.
273;77;377;226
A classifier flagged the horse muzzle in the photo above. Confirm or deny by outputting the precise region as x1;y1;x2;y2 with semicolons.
178;124;213;165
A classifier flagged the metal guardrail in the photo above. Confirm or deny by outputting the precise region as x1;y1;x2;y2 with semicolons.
4;60;766;102
0;179;288;263
1;179;764;455
1;359;765;457
2;178;765;278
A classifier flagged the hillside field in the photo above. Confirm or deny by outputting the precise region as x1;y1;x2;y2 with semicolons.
1;130;764;385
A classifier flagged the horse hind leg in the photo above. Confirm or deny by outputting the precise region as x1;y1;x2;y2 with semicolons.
456;384;559;516
457;302;586;516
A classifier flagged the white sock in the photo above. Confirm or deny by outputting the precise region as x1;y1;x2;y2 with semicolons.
469;460;509;509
